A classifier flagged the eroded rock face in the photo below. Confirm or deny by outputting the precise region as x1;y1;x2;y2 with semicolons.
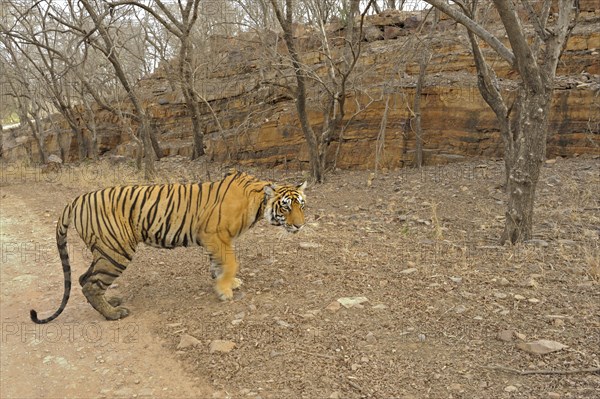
2;6;599;168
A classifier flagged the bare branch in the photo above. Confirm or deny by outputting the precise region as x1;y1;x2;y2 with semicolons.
423;0;515;65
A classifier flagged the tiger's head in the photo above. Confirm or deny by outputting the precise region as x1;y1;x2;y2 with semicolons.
264;182;307;233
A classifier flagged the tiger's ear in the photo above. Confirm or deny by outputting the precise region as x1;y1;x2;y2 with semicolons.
264;184;277;198
297;181;307;192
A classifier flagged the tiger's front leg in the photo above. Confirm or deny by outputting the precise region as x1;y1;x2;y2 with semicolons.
210;256;242;290
206;238;242;300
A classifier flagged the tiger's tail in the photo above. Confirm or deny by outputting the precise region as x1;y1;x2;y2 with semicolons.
30;202;74;324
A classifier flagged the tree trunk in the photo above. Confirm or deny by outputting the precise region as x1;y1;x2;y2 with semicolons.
500;89;551;244
413;53;429;168
140;119;156;179
179;33;205;160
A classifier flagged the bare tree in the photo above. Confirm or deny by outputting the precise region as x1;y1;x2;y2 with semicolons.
109;0;207;160
75;0;160;178
413;50;430;168
423;0;579;244
4;3;89;160
0;33;48;163
267;0;374;182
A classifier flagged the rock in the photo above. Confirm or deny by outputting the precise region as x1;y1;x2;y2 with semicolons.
525;239;549;247
337;296;369;309
177;334;201;349
455;305;467;314
365;332;376;344
557;239;576;246
498;277;510;286
372;304;388;310
384;26;404;40
399;268;418;275
494;292;508;299
450;276;462;283
417;333;426;342
364;26;383;42
504;385;518;392
514;332;527;341
326;301;341;312
276;319;292;328
552;318;565;327
47;154;63;164
209;340;236;353
514;294;526;300
497;330;514;342
298;242;321;250
114;387;136;397
528;298;541;304
448;383;463;392
547;392;561;399
517;340;568;355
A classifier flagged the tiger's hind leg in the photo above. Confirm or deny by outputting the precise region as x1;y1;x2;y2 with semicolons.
81;253;130;320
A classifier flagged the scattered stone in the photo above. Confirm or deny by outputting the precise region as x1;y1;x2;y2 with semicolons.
504;385;518;393
525;278;538;288
298;242;321;250
326;301;341;312
498;277;510;286
547;392;561;399
177;334;201;349
372;304;388;310
450;276;463;283
47;154;63;164
276;319;292;328
399;268;418;275
557;239;576;246
114;387;135;397
329;391;342;399
365;332;377;344
351;363;360;371
417;333;426;342
514;332;527;341
448;383;463;392
546;175;561;185
497;330;514;342
528;298;541;304
209;340;236;353
552;318;565;327
517;340;568;355
514;294;526;300
361;356;369;363
455;305;467;314
337;296;369;309
494;292;508;299
525;239;549;247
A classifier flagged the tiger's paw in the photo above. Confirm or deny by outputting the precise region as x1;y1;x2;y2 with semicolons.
232;278;243;290
103;306;130;321
215;281;233;301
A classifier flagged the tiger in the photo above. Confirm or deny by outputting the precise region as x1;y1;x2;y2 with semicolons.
30;170;307;323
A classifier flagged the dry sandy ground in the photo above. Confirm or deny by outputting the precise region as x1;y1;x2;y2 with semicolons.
0;156;598;398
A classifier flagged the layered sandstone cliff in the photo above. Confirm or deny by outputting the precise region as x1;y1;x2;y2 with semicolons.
2;4;599;169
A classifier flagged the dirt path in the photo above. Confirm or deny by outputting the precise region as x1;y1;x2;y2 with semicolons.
0;188;213;399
